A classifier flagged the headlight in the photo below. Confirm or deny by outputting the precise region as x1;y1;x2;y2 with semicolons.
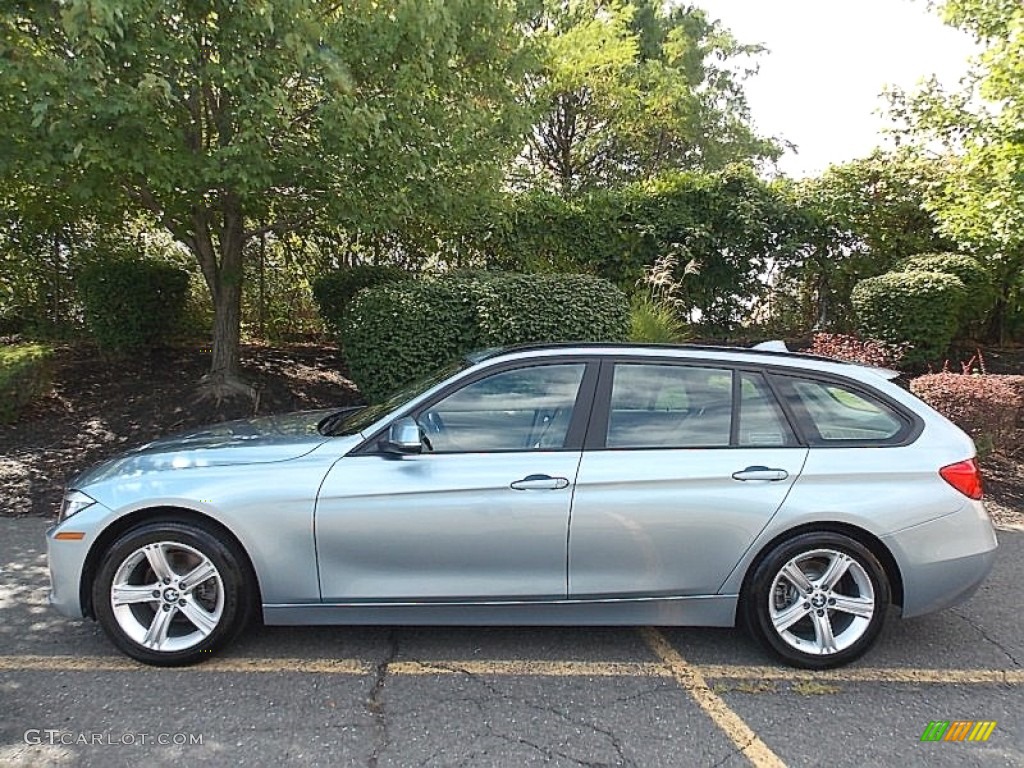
59;490;96;522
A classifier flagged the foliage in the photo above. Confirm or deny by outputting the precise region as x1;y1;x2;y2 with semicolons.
77;260;190;354
887;0;1024;341
475;274;629;346
519;0;779;194
778;151;957;331
806;333;906;368
0;343;53;423
851;270;966;365
629;294;687;343
911;372;1023;455
896;252;995;335
312;265;410;332
0;0;532;384
342;273;627;402
473;167;803;330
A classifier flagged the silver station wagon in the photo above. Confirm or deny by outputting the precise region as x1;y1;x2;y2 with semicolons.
47;343;998;668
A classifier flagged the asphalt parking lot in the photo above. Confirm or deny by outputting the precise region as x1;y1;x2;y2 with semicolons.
1;517;1021;767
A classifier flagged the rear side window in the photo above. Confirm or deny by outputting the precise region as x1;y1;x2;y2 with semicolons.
738;372;797;447
606;364;733;448
772;375;908;445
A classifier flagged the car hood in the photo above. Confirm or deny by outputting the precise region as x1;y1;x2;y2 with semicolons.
73;409;346;486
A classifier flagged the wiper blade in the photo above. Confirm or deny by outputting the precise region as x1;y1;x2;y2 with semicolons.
317;406;365;436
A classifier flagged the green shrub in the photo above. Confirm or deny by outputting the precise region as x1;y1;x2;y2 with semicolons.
0;343;53;423
475;274;629;346
897;253;994;335
77;259;190;354
342;277;486;402
342;273;629;402
312;265;409;331
851;270;966;365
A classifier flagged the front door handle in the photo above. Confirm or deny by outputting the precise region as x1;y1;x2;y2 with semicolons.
732;466;789;482
510;474;570;490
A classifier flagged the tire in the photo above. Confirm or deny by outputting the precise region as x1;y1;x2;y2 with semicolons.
742;531;890;669
92;520;253;666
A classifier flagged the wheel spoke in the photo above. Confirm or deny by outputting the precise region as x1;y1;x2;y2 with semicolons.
178;597;219;636
772;601;811;633
780;562;814;593
180;559;217;591
144;544;176;582
810;610;838;653
111;583;161;606
817;553;851;591
831;594;874;619
142;606;176;650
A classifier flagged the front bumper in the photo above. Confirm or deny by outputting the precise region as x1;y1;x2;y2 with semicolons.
883;500;998;619
46;523;94;619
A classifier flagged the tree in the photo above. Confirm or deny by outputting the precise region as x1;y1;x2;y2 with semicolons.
778;150;956;330
518;0;779;195
887;0;1024;341
0;0;530;393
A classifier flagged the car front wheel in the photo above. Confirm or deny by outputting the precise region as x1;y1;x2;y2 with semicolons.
92;520;252;665
743;531;890;668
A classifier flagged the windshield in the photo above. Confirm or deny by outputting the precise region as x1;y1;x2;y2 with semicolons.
320;358;471;436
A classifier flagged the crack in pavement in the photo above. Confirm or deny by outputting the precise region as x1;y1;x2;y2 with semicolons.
408;659;639;767
951;608;1022;667
366;631;400;768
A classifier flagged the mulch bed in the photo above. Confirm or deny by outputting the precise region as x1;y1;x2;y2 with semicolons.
0;343;361;518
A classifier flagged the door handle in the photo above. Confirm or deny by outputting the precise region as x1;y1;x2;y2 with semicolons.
731;466;789;482
510;474;570;490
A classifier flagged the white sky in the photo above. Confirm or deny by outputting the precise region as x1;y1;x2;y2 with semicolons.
695;0;979;177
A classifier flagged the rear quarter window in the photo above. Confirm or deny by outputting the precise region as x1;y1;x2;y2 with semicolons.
770;374;913;446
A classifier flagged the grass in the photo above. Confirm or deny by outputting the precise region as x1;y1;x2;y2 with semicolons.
0;342;53;423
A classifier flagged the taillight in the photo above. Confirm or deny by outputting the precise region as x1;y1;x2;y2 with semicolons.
939;458;984;500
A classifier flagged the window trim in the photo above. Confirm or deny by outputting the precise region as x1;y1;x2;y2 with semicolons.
352;358;600;456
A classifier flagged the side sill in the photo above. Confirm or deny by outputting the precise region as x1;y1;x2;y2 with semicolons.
262;595;738;628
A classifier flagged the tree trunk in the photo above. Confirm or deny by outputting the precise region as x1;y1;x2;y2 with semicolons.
210;274;242;381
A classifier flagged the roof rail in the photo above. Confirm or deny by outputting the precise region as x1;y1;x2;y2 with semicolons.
470;341;855;366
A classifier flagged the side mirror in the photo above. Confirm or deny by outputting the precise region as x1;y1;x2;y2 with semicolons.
381;417;423;454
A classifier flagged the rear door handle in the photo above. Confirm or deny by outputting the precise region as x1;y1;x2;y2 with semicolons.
731;466;789;482
510;474;570;490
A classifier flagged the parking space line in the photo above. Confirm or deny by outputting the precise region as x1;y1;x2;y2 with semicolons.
0;654;1021;687
388;660;670;677
700;664;1024;685
641;628;787;768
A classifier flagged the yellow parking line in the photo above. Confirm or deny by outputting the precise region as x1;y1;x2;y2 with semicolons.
700;664;1024;685
389;660;670;677
641;628;787;768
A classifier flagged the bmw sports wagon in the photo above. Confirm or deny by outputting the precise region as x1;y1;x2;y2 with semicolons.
47;343;997;667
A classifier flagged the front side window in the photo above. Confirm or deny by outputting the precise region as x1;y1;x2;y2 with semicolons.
606;364;733;448
419;364;586;452
774;375;906;444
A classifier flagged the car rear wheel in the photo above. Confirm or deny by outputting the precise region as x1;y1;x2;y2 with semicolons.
743;531;890;668
92;520;253;666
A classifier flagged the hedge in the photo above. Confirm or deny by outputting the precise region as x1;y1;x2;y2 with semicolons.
312;264;409;331
911;372;1023;455
851;270;966;365
897;253;994;335
0;343;53;423
77;259;190;354
342;273;629;402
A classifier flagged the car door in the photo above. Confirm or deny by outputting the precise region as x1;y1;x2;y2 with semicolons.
315;360;596;602
569;361;809;598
